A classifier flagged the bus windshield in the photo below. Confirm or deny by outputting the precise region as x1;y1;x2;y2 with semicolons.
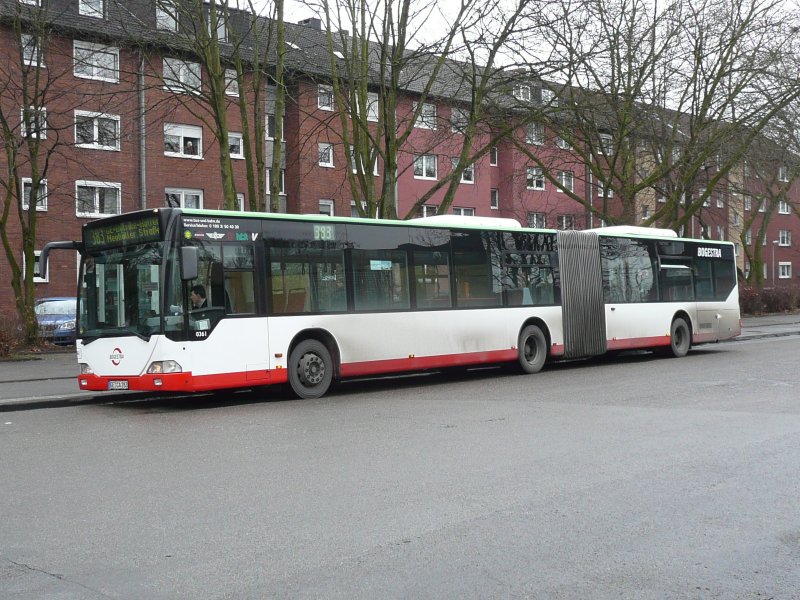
78;242;184;341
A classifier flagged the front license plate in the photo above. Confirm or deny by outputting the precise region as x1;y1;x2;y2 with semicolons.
108;380;129;390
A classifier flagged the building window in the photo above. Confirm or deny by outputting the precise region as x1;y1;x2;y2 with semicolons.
21;34;43;67
731;210;740;227
229;132;243;159
164;123;202;158
526;167;545;190
556;137;571;150
744;229;752;245
318;142;334;167
453;207;475;216
758;198;766;213
451;159;474;184
266;114;284;141
716;193;724;208
163;57;201;93
319;199;334;216
19;0;39;5
266;169;285;195
779;230;791;246
413;154;437;179
599;133;613;153
20;106;46;139
224;69;239;96
156;2;178;31
557;214;575;230
318;84;333;111
208;7;227;41
525;123;544;145
743;160;750;178
599;181;613;198
30;250;47;283
236;192;245;211
22;178;47;211
641;205;650;221
366;92;379;122
557;170;573;192
779;165;789;182
716;225;725;240
703;194;711;208
656;192;666;204
779;262;792;279
540;88;556;106
513;85;530;101
490;188;499;210
75;111;120;150
744;194;752;211
73;41;118;82
414;102;437;129
489;146;498;166
418;205;438;217
450;108;468;134
350;145;378;175
79;0;104;18
76;181;121;217
527;212;546;228
351;201;367;217
165;188;203;209
779;200;790;214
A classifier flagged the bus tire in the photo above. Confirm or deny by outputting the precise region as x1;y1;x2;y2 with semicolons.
664;317;691;358
518;325;547;374
288;339;333;399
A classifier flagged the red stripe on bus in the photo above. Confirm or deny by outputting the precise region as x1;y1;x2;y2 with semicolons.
606;335;671;351
78;369;289;393
339;349;518;378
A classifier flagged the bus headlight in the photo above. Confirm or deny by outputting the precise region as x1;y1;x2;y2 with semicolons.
79;363;93;375
147;360;183;374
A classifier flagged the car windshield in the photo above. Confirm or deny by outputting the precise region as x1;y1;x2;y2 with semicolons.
35;299;77;316
78;242;184;340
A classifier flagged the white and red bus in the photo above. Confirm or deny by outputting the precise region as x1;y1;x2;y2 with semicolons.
42;208;740;398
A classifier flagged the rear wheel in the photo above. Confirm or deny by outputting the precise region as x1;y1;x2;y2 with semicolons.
288;339;333;399
663;317;691;358
518;325;547;374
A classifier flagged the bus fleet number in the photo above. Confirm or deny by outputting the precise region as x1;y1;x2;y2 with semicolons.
314;225;334;241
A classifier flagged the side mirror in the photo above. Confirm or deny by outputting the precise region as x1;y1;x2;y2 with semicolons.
181;246;198;281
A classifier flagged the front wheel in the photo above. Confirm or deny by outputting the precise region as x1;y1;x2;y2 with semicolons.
288;339;333;399
518;325;547;374
663;317;691;358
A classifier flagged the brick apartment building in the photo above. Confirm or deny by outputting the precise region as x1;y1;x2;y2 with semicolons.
0;0;798;322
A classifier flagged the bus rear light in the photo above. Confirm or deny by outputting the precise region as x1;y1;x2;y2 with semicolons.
79;363;93;375
147;360;182;374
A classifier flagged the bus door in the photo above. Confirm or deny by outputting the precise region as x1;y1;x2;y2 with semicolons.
557;231;606;358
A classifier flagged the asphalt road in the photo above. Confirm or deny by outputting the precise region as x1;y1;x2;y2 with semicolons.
2;336;800;599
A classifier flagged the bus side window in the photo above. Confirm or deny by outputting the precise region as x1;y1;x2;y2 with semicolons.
694;259;715;301
222;243;255;314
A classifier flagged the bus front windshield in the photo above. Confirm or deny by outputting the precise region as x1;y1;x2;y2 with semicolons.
78;242;184;341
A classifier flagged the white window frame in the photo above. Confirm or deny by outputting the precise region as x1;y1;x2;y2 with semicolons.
318;142;334;167
450;108;468;134
413;102;437;130
79;0;104;18
513;85;531;101
489;146;498;166
778;165;789;182
413;154;437;180
21;177;47;211
163;57;201;93
208;7;227;42
744;194;752;211
490;188;499;210
557;170;574;193
319;199;334;216
540;88;557;106
165;188;203;209
318;84;333;111
716;225;725;241
350;145;378;176
20;105;46;139
73;40;119;83
641;205;650;221
599;133;613;153
266;114;284;141
452;207;475;216
525;123;544;145
366;92;379;122
23;250;48;283
76;180;121;218
716;193;724;208
778;262;792;279
224;69;239;97
351;200;367;218
266;169;285;195
236;192;245;211
526;167;545;190
74;110;120;150
527;212;546;228
21;33;43;67
745;229;752;245
556;137;572;150
599;181;613;198
558;214;575;230
156;2;178;31
164;123;203;159
758;198;766;213
20;0;39;5
779;230;791;246
779;200;790;214
461;163;475;184
228;132;244;159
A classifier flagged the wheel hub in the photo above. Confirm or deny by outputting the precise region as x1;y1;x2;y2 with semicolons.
299;353;324;385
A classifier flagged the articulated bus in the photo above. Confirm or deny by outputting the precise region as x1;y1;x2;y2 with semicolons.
42;208;741;398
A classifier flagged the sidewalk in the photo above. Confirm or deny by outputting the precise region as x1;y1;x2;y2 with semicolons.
1;313;799;411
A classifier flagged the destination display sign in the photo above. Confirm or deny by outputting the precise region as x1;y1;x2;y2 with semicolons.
84;215;162;251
